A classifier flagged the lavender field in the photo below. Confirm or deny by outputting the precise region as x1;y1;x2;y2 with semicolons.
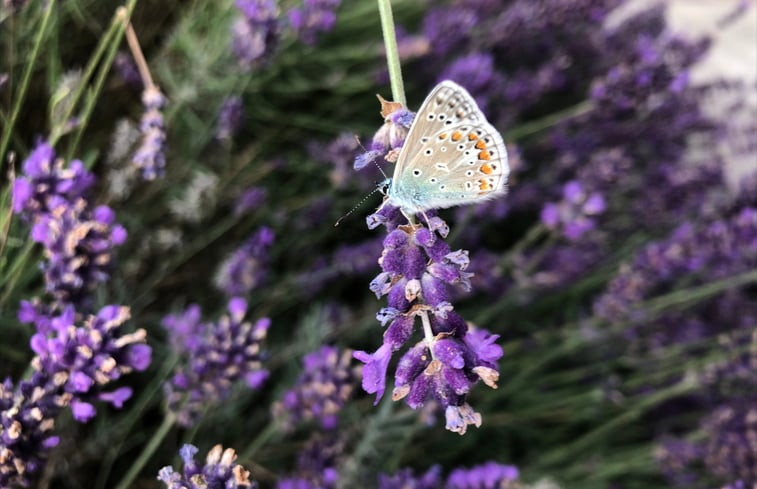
0;1;755;488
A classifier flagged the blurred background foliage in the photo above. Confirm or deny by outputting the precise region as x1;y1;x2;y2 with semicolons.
0;0;755;488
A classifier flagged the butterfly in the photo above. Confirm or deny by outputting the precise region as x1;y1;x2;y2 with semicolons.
382;80;509;220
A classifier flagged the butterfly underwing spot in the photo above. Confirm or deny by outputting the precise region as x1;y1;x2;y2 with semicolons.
478;179;491;191
445;120;453;126
430;177;438;183
439;184;447;190
427;113;435;121
438;114;446;121
465;181;473;190
439;133;447;140
424;148;433;156
413;169;422;176
475;140;486;150
435;163;450;172
479;150;491;160
440;147;447;152
451;131;462;141
468;133;478;140
466;170;474;176
421;137;429;144
480;163;493;175
457;144;465;151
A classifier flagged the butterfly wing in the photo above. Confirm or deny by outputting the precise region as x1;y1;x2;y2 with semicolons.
390;81;509;214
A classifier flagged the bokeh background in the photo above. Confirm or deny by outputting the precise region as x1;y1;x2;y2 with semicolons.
1;1;755;488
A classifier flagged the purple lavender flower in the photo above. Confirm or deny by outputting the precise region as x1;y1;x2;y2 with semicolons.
162;298;270;427
232;0;279;69
272;346;360;430
379;462;519;489
28;198;127;306
132;86;167;180
540;180;606;241
277;434;341;489
446;462;519;489
594;207;757;324
288;0;341;45
355;208;503;435
158;444;257;489
702;401;757;485
214;227;275;297
354;98;413;171
234;187;268;217
12;142;94;216
309;132;361;189
216;96;245;141
13;143;127;307
27;304;151;422
378;466;442;489
0;374;63;488
114;51;142;88
438;53;504;111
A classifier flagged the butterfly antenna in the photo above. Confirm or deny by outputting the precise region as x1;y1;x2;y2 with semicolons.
335;185;384;227
354;134;390;181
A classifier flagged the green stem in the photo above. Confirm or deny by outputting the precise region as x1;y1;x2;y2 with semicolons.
376;0;406;105
113;411;176;489
505;100;594;141
240;423;279;461
0;0;56;165
66;2;137;161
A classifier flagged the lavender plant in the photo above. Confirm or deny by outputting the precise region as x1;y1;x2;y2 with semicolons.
0;0;755;488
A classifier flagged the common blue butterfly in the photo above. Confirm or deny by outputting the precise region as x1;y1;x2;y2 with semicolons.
383;80;509;218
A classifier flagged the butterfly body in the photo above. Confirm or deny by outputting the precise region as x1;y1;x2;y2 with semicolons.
385;81;509;216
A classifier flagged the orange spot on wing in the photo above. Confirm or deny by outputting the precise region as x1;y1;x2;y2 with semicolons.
468;133;478;140
480;163;493;175
479;179;490;191
475;140;487;150
439;133;448;139
451;131;462;141
478;150;491;161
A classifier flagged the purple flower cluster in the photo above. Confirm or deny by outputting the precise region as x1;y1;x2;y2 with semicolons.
354;98;412;172
277;434;341;489
232;0;279;69
288;0;341;45
379;461;519;489
214;227;275;297
272;346;360;430
12;142;127;308
132;86;167;180
158;444;257;489
216;96;245;141
2;304;150;486
594;206;757;324
355;206;503;435
26;304;151;422
234;187;268;217
540;180;606;241
162;298;270;427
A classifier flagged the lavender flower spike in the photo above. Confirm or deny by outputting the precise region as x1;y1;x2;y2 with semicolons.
288;0;341;45
232;0;280;69
132;86;167;180
162;298;270;427
158;444;257;489
272;346;360;430
214;227;275;296
354;207;503;435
